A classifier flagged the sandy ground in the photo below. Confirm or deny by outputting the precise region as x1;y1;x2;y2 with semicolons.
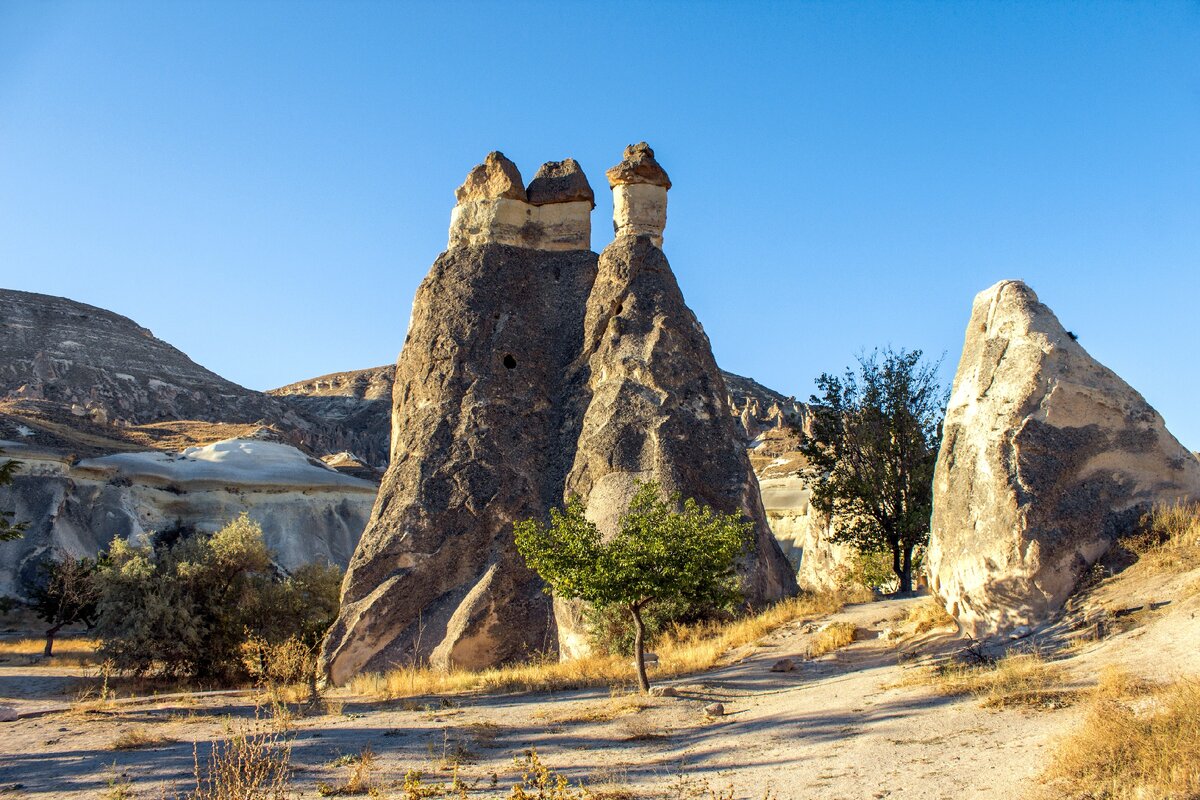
2;582;1196;800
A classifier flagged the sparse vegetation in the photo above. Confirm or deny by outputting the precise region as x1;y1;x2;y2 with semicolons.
807;621;857;658
350;591;853;700
924;651;1075;710
0;448;26;541
904;598;956;634
1125;500;1200;572
22;551;102;656
1035;671;1200;800
0;635;98;666
183;716;292;800
317;746;379;796
111;727;173;750
515;482;752;692
92;514;342;684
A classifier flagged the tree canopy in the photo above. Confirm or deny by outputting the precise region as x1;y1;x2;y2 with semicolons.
798;348;946;593
514;482;751;691
0;449;26;542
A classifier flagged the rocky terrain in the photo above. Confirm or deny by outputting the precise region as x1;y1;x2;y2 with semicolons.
321;146;798;684
928;279;1200;636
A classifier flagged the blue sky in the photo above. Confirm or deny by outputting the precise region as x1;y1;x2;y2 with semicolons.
2;2;1198;447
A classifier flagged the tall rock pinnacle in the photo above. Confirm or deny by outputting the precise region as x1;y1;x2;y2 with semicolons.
605;142;670;247
321;147;797;684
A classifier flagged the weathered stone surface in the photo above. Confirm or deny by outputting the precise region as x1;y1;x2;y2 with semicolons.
526;159;595;207
0;436;377;598
453;151;526;203
928;280;1200;636
269;365;396;469
320;244;599;683
449;199;591;252
323;146;798;683
604;142;672;189
556;235;797;656
704;702;725;717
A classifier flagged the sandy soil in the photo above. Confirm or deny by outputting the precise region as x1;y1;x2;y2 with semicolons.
2;581;1196;799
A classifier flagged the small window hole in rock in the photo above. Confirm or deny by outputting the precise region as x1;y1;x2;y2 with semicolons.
503;354;517;370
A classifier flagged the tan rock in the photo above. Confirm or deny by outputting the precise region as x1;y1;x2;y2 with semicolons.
604;142;672;189
454;151;526;203
526;159;595;207
928;280;1200;637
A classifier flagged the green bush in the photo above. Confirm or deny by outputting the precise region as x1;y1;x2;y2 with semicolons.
93;514;341;684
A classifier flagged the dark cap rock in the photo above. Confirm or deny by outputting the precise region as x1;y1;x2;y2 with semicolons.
526;159;595;208
455;151;527;203
604;142;672;189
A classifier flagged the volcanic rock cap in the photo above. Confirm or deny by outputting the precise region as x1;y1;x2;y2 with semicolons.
927;280;1200;636
321;146;797;684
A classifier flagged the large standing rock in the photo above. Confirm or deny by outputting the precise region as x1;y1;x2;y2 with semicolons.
323;147;798;682
928;280;1200;636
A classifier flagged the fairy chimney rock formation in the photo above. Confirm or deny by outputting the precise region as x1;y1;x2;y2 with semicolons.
448;152;592;251
606;142;670;247
927;280;1200;637
322;145;797;684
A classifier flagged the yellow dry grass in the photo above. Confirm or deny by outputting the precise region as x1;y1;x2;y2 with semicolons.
807;622;857;658
350;591;858;699
111;727;173;750
0;636;99;666
904;598;956;634
1125;501;1200;572
925;652;1075;710
1034;671;1200;800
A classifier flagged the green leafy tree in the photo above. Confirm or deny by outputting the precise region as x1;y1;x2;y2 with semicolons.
0;449;26;542
94;513;342;684
23;552;102;656
514;483;751;692
799;348;946;593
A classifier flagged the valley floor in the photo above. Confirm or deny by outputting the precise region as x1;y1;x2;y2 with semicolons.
2;587;1197;800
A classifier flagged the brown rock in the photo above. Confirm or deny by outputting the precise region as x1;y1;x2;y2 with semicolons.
604;142;672;189
703;702;725;717
769;658;795;672
928;280;1200;637
526;159;595;207
454;151;527;203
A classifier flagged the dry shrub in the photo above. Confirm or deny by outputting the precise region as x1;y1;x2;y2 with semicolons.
904;598;956;634
1125;501;1200;571
807;622;857;658
511;750;590;800
317;746;378;796
184;719;291;800
111;727;172;750
351;591;855;699
929;652;1074;709
1036;675;1200;800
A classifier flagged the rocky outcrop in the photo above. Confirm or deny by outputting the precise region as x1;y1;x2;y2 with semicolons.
606;143;670;247
723;371;811;441
927;280;1200;636
321;147;797;683
269;366;395;469
0;435;377;598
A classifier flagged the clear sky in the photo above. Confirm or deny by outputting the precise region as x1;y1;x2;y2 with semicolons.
2;2;1198;448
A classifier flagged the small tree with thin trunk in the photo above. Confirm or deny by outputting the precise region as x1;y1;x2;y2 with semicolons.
24;553;102;656
0;450;27;542
798;347;946;594
514;482;750;692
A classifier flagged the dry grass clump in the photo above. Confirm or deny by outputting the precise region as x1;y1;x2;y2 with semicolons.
927;652;1075;710
182;714;292;800
904;598;956;634
807;622;857;658
317;746;379;796
0;636;98;666
1035;670;1200;800
351;591;856;699
539;693;652;725
111;727;173;750
1125;501;1200;572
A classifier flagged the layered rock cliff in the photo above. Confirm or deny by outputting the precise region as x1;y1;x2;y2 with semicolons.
321;147;798;683
927;280;1200;636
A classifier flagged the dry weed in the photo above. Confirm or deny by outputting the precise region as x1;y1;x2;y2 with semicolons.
317;745;379;796
111;727;173;750
182;713;292;800
350;591;856;700
807;622;857;658
1034;674;1200;799
904;598;956;634
926;652;1076;710
1125;501;1200;572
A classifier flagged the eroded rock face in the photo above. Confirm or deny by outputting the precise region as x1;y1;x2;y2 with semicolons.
321;244;599;683
0;437;377;598
323;147;797;682
454;151;527;203
526;159;595;207
928;280;1200;636
269;366;395;469
606;143;671;247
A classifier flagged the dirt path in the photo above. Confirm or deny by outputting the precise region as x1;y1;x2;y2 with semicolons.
0;595;1100;799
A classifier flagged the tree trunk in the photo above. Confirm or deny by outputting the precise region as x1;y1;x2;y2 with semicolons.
890;540;904;593
44;624;62;657
630;603;650;693
898;543;914;594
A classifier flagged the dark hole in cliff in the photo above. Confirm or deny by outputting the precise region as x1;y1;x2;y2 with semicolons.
503;354;517;370
553;267;561;282
616;303;623;314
